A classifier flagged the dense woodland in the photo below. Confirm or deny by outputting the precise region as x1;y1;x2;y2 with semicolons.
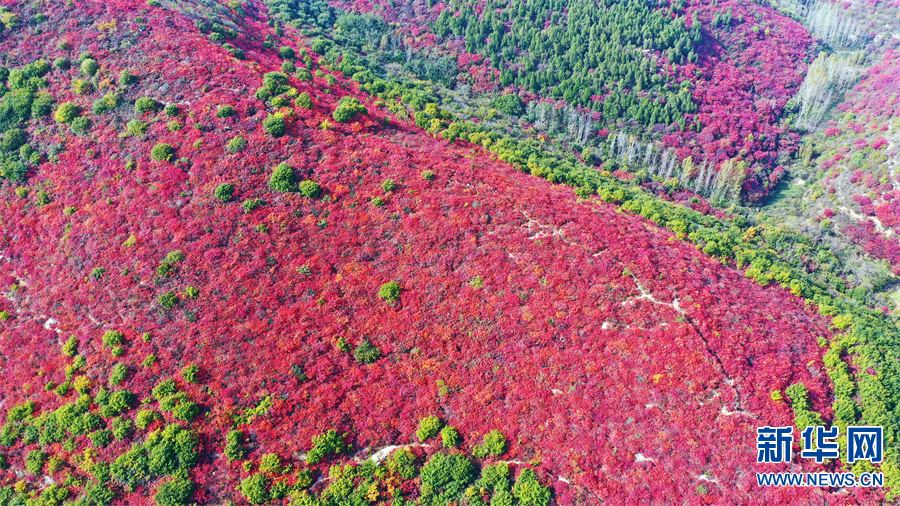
0;0;898;505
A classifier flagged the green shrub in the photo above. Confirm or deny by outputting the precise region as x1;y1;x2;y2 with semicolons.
333;96;367;123
100;390;135;418
80;58;99;76
0;128;26;152
378;281;401;302
25;449;46;474
387;448;417;479
279;46;296;60
494;94;524;116
171;400;199;421
7;401;35;422
307;429;348;464
151;143;176;162
269;162;296;192
242;198;262;213
262;71;290;95
353;339;381;364
126;119;148;136
53;57;70;70
263;113;286;136
31;92;54;117
1;161;28;181
54;102;79;123
184;286;199;299
419;452;476;502
417;416;442;442
281;61;296;73
298;180;321;198
36;190;51;206
492;489;515;506
310;37;332;55
295;69;313;82
73;78;92;94
473;430;507;458
102;330;124;347
381;179;396;192
91;429;112;448
271;96;290;108
441;426;460;447
224;430;247;462
216;105;236;118
109;363;128;385
296;92;313;110
71;116;91;134
135;97;161;114
159;291;179;309
163;250;184;264
226;136;246;154
259;453;283;474
118;69;137;85
214;183;235;201
478;463;511;491
165;103;180;116
92;94;121;115
371;196;384;207
153;378;178;400
155;478;194;506
112;417;132;441
167;120;182;132
181;363;198;383
135;409;160;429
832;314;853;329
512;468;551;506
240;474;270;505
254;87;271;101
62;335;78;356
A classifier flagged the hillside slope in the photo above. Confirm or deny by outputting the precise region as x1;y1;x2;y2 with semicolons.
0;0;882;505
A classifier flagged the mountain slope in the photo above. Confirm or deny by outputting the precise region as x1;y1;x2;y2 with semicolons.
0;0;885;504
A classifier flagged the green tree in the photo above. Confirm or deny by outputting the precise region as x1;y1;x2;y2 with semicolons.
353;339;381;364
307;429;348;464
54;102;79;123
333;97;367;123
155;478;194;506
420;452;476;503
298;180;321;198
441;426;460;447
296;92;313;110
224;430;248;462
263;113;286;136
473;430;507;458
226;136;246;153
150;143;175;162
417;415;442;442
214;183;235;201
216;105;236;118
494;94;524;115
80;58;99;76
269;162;296;192
135;97;161;114
378;281;401;302
512;468;551;506
240;474;270;505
